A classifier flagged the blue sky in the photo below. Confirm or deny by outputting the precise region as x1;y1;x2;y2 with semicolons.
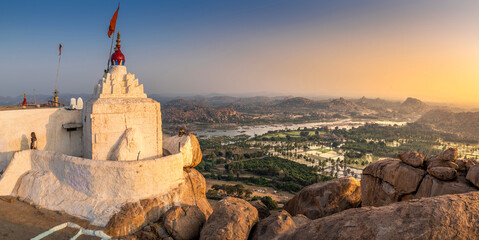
1;1;479;104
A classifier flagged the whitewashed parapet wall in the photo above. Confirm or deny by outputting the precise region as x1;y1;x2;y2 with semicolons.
0;134;198;226
83;65;162;160
0;108;83;171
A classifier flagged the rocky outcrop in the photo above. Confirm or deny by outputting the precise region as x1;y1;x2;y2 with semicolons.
187;134;203;169
163;205;206;240
427;167;456;180
104;169;212;238
276;191;479;240
397;151;424;167
414;175;477;199
283;177;361;219
251;210;296;240
439;148;458;162
291;214;311;227
361;159;425;206
361;148;478;207
250;200;271;220
200;197;258;240
466;164;479;188
456;159;476;173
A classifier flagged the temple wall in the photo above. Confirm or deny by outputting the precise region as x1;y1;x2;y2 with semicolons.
0;108;83;171
0;150;184;200
0;134;197;226
83;97;162;161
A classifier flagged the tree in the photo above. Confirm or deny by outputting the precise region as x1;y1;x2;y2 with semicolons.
260;196;278;210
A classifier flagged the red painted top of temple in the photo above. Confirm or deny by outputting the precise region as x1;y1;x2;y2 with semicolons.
111;32;125;66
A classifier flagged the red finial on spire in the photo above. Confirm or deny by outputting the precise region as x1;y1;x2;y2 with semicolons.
111;32;125;66
22;92;28;106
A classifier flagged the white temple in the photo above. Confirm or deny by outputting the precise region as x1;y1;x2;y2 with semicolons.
83;33;162;161
0;32;210;237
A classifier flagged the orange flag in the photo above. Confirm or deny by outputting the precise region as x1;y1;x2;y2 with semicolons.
108;4;120;38
59;44;62;55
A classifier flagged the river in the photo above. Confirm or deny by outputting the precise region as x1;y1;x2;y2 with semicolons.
192;119;407;138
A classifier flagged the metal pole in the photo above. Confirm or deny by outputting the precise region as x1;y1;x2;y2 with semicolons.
54;54;61;93
33;88;36;104
107;32;115;71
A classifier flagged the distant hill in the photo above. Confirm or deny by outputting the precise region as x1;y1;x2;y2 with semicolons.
400;97;429;113
328;97;363;112
162;99;242;123
416;109;479;139
275;97;317;108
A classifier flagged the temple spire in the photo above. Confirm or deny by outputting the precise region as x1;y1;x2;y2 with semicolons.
111;31;125;66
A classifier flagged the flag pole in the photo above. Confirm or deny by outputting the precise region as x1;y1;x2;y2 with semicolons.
107;34;115;71
53;48;61;106
107;2;120;72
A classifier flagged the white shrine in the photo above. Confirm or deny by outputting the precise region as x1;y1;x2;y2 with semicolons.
0;32;210;237
83;33;163;161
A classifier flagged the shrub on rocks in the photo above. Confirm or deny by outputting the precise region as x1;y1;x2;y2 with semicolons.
250;200;271;220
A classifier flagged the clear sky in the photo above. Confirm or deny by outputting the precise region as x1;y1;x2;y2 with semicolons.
1;1;479;105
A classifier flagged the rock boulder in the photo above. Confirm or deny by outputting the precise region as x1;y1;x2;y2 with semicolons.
283;177;361;219
466;164;479;188
439;147;458;162
291;214;311;227
361;159;426;206
397;151;423;167
104;169;212;238
414;174;477;199
250;200;270;220
163;205;206;240
251;210;296;240
200;197;258;240
276;192;479;240
427;167;457;180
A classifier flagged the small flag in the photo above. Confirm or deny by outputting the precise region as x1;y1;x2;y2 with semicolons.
59;44;62;55
108;3;120;38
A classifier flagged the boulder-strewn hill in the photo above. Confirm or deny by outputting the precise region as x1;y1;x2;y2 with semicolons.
400;97;429;113
416;109;479;139
275;97;318;108
162;99;242;123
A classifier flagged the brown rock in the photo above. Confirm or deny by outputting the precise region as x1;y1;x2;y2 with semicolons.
466;164;479;188
250;200;270;220
427;167;457;180
104;202;145;237
251;210;296;240
360;174;398;207
163;205;206;240
0;196;16;203
276;192;479;240
439;147;458;162
414;174;477;199
186;134;202;169
361;159;426;206
397;151;424;167
135;230;158;240
291;214;311;227
456;159;476;173
283;177;361;219
425;155;459;170
183;168;214;219
104;169;212;238
200;197;258;240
